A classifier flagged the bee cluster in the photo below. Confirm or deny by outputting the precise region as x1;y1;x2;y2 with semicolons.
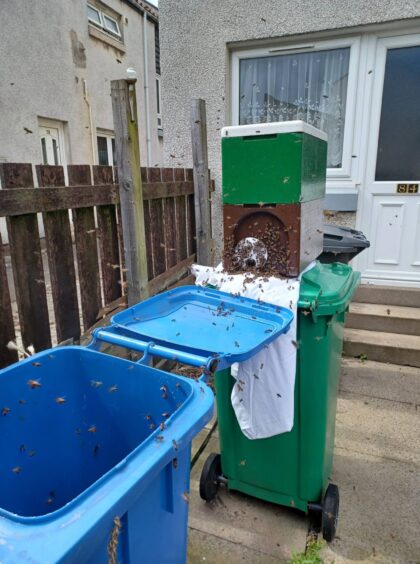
223;204;307;277
223;223;292;277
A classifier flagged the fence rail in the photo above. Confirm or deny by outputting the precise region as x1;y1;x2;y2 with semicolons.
0;162;201;369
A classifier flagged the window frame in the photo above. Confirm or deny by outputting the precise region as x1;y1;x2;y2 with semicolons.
156;76;162;130
102;13;121;37
96;131;116;166
154;22;161;76
231;36;361;181
38;118;67;169
87;4;102;26
87;3;122;40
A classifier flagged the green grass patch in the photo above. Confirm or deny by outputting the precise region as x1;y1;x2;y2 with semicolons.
289;537;326;564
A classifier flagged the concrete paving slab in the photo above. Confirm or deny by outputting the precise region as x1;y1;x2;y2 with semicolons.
340;358;420;406
335;393;420;464
188;435;308;562
322;370;420;564
321;448;420;563
188;528;283;563
188;359;419;564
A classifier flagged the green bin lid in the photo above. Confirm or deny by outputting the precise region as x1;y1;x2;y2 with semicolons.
298;262;360;317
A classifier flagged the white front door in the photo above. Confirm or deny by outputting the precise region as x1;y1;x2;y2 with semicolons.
356;34;420;287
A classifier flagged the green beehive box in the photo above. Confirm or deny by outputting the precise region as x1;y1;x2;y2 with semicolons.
221;121;327;205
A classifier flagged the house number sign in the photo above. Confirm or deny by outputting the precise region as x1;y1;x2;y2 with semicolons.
396;183;418;194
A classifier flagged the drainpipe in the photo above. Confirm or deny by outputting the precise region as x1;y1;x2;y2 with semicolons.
82;79;97;165
142;12;152;166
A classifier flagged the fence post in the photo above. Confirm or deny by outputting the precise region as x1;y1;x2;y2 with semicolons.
111;79;149;306
190;99;213;266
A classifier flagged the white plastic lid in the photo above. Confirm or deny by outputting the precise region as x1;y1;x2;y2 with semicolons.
221;120;327;142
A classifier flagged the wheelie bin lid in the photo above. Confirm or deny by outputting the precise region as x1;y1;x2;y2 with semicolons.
322;224;370;254
110;286;294;370
298;262;360;318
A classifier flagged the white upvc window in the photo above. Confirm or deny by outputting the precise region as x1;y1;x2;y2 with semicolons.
231;37;360;183
156;76;162;129
38;118;67;167
87;4;121;39
96;131;115;166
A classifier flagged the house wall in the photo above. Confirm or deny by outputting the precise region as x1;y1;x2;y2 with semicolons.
0;0;162;168
159;0;420;258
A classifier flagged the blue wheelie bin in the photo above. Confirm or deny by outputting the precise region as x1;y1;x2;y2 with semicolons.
0;286;293;563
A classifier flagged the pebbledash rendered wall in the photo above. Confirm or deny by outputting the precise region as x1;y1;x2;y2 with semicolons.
159;0;420;259
0;0;162;167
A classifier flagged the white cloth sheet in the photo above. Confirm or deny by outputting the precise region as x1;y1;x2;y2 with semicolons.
192;262;315;439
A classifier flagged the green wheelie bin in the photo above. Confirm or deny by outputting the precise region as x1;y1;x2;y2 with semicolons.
199;261;360;542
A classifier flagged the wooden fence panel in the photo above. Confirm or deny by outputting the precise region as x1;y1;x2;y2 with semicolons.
185;168;196;256
175;195;188;263
36;165;80;343
163;197;177;269
146;165;165;277
141;168;155;281
150;198;166;277
0;232;18;366
93;165;121;303
187;193;196;256
68;165;102;331
0;162;208;368
0;184;117;216
0;163;51;352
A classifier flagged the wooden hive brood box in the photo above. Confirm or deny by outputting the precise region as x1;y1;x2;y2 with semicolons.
223;200;324;277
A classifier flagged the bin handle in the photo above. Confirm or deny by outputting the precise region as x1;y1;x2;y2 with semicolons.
91;328;219;372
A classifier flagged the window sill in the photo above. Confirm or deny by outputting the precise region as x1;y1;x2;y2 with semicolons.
326;180;360;191
88;25;126;53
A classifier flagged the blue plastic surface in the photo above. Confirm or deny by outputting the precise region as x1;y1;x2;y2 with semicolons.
0;347;213;563
111;286;294;369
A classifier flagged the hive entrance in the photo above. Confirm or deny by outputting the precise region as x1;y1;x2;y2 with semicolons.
233;237;268;270
224;210;292;276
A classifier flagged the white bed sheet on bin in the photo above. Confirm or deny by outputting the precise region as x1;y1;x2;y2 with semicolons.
192;262;315;440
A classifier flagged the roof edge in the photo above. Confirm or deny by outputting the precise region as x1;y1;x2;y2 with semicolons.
121;0;158;21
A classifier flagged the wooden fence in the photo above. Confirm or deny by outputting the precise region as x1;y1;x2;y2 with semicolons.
0;162;203;368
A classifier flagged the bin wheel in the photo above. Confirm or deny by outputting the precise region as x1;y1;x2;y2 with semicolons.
321;484;339;542
199;453;222;502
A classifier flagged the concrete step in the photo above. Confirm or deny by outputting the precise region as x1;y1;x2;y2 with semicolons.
355;284;420;308
340;357;420;405
346;302;420;335
343;328;420;368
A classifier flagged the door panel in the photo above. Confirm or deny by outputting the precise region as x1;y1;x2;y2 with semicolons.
372;201;404;265
357;34;420;286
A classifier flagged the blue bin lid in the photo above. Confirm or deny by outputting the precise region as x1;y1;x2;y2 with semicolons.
110;286;293;369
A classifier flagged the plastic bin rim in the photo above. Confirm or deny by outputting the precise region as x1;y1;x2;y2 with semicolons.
298;268;360;316
0;346;214;525
109;285;294;368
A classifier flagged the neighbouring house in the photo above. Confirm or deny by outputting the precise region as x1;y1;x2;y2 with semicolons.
159;0;420;287
0;0;162;170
